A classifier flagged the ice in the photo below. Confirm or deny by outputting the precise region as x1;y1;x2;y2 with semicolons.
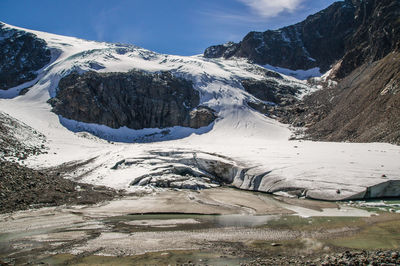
59;116;213;143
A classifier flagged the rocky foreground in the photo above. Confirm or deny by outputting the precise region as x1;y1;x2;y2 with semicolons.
243;250;400;265
0;160;117;214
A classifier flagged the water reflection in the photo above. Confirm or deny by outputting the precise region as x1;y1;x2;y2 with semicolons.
211;214;280;227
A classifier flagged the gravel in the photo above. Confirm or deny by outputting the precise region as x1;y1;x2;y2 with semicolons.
242;250;400;265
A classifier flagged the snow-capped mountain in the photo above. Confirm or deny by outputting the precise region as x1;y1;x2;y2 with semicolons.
0;16;399;201
0;21;312;142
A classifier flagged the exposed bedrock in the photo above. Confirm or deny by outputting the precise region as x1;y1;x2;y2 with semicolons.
0;22;51;90
240;76;310;121
334;0;400;78
49;70;216;130
242;79;299;105
111;150;400;201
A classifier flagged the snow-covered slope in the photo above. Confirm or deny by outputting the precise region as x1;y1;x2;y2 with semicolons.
1;23;399;201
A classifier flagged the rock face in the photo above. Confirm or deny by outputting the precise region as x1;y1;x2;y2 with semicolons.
49;70;216;130
0;22;51;90
334;0;400;78
204;0;357;72
239;69;310;118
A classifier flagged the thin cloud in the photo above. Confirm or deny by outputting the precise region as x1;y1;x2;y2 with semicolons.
200;10;272;24
198;0;306;27
91;5;124;41
237;0;304;18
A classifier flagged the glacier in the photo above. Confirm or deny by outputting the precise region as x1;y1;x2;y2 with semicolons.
0;22;399;201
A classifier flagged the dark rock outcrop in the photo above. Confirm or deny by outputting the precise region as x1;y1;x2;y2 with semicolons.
204;42;240;59
204;1;357;72
242;78;305;117
0;22;51;90
49;70;216;130
242;79;300;106
189;106;217;129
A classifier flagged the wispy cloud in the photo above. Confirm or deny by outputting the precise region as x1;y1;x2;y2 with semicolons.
237;0;304;18
198;0;306;27
200;10;271;24
91;5;125;42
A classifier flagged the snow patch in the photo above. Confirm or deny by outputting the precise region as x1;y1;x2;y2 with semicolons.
263;64;323;80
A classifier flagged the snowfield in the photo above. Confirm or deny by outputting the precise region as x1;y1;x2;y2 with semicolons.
1;23;400;201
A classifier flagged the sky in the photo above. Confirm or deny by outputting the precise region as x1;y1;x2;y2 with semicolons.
0;0;337;56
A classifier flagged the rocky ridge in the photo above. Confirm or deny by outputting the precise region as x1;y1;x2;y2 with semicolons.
0;22;51;91
204;0;357;72
241;78;302;115
204;0;400;78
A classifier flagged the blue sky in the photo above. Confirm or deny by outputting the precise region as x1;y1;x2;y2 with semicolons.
0;0;337;56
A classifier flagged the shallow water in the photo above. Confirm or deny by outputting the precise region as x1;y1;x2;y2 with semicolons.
104;213;281;232
211;214;280;227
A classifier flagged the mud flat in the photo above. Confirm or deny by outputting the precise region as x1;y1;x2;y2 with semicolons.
1;188;399;265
